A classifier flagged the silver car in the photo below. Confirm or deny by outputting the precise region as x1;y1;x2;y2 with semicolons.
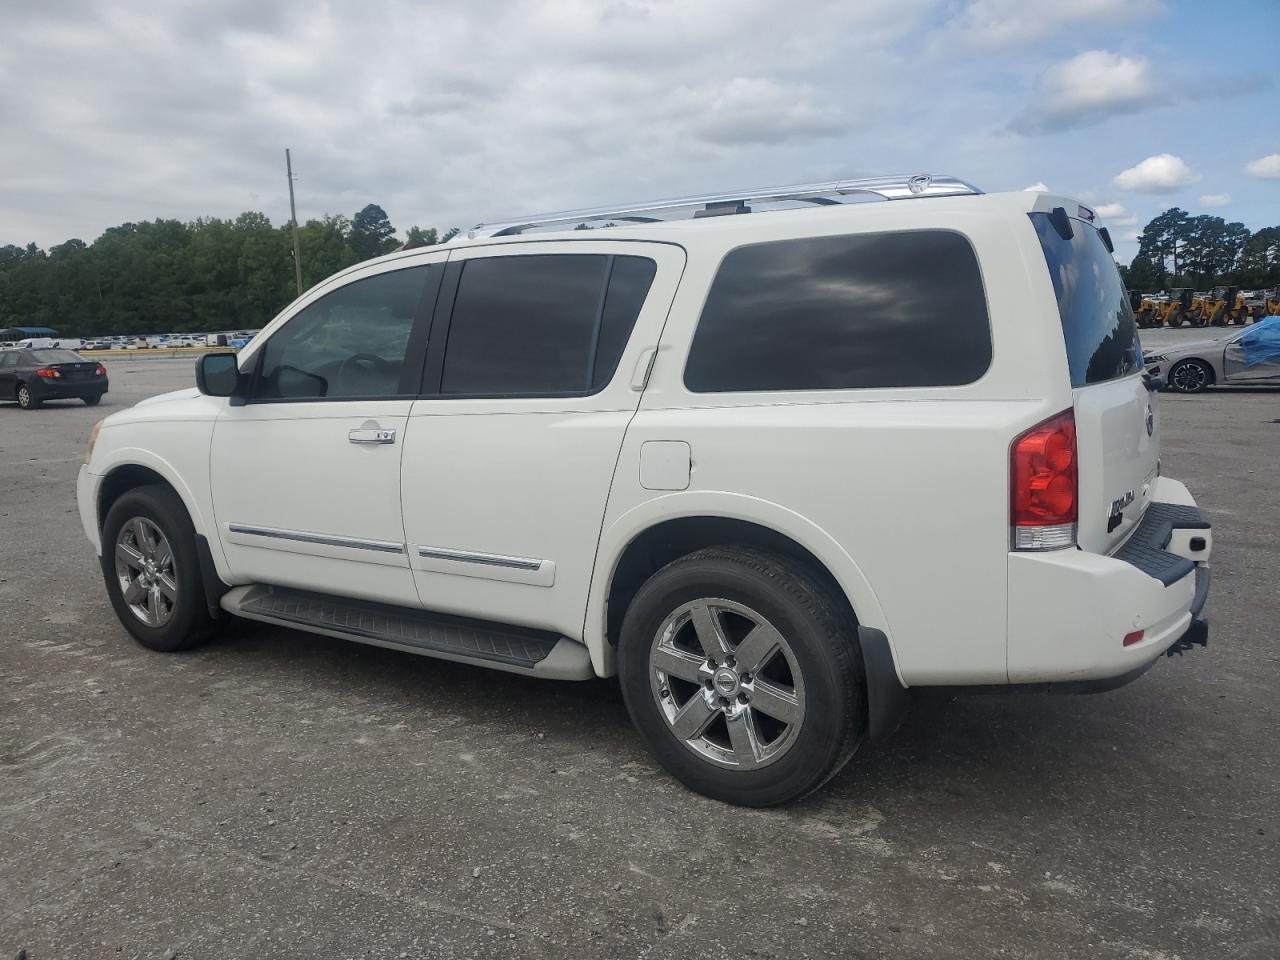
1144;318;1280;393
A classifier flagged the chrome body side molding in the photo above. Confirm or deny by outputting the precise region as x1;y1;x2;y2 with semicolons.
226;523;406;555
413;545;556;587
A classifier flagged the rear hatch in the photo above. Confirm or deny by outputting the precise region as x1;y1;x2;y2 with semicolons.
1031;211;1156;554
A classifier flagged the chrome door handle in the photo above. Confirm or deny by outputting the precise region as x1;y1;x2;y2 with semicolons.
348;427;396;444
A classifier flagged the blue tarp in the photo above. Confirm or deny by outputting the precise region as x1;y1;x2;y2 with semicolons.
1239;315;1280;367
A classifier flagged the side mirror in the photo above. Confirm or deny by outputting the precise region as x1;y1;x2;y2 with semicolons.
196;352;244;398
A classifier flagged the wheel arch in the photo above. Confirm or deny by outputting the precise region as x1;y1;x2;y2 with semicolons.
94;454;233;616
585;493;893;680
93;448;228;572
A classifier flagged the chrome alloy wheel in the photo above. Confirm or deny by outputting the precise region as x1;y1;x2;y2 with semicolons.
1170;361;1208;391
650;598;805;770
114;517;178;627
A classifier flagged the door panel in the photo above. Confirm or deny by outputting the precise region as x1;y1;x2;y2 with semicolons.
400;241;685;638
211;402;418;604
1223;340;1280;382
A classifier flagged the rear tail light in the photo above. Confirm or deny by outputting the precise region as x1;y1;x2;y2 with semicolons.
94;364;107;377
35;367;60;379
1011;409;1078;551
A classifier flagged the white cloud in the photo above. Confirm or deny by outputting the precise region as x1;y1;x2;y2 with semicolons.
952;0;1164;47
1094;202;1137;225
1023;182;1049;192
1198;193;1231;207
1244;154;1280;179
1113;154;1198;193
1014;51;1160;133
0;0;942;246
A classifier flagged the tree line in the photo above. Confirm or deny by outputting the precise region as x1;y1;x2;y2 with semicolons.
0;204;457;337
1121;207;1280;292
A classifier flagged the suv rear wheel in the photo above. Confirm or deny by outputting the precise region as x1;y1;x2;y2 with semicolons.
101;484;221;652
618;547;865;806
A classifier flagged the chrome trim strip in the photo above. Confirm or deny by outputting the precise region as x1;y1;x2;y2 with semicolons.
416;545;543;571
227;524;405;555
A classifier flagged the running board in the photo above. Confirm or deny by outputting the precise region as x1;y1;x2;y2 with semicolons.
220;585;594;680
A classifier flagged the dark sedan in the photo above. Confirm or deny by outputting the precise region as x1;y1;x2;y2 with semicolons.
0;348;109;409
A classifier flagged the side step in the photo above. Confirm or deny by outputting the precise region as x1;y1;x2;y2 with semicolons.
220;585;594;680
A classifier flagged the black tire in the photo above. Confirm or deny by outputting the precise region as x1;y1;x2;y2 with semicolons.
1167;358;1212;394
618;547;865;807
16;383;40;409
101;484;221;652
83;393;103;406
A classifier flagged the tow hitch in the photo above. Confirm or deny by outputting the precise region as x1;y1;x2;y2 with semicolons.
1167;618;1209;657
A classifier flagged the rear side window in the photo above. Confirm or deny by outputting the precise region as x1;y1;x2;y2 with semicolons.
440;254;655;396
684;231;991;393
1031;213;1141;387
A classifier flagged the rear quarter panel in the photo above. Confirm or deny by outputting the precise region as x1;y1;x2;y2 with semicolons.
590;196;1075;684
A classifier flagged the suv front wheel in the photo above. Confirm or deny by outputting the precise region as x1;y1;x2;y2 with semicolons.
618;547;865;807
101;484;222;652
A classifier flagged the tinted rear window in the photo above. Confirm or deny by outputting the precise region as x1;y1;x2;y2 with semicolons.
684;230;991;393
1031;213;1141;387
29;349;84;363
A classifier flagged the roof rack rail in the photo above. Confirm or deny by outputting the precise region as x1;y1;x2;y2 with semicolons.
465;173;981;239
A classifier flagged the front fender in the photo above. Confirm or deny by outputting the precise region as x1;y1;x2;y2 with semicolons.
87;440;234;585
583;491;894;679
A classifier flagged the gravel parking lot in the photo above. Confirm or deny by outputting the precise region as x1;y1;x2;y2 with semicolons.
2;341;1277;959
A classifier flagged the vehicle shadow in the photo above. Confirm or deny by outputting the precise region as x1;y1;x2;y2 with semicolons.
204;617;1200;819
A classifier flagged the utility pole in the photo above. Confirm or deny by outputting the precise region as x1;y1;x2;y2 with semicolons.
286;148;303;296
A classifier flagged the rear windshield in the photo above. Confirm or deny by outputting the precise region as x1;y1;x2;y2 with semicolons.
29;349;84;363
1031;213;1141;387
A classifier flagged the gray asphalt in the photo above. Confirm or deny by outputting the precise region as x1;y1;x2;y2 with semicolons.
1;340;1277;959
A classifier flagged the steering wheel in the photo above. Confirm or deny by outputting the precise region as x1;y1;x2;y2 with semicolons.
337;353;395;394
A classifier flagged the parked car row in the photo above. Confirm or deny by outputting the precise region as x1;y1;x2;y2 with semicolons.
78;331;260;350
0;332;263;352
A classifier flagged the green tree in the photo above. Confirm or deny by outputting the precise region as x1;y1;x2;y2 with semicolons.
350;204;397;260
1122;253;1162;292
1137;208;1190;286
0;209;521;336
1178;215;1249;287
1235;227;1280;287
404;225;439;246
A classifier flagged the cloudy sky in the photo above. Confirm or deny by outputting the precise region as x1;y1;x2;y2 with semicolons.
2;0;1277;262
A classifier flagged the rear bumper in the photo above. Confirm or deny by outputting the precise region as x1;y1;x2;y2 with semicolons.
1006;477;1211;685
29;377;108;400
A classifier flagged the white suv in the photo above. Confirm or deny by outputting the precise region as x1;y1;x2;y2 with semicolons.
78;174;1212;806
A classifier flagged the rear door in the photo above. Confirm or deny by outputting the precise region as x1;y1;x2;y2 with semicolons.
1030;212;1156;553
399;241;684;638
